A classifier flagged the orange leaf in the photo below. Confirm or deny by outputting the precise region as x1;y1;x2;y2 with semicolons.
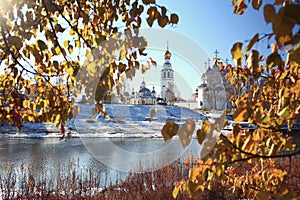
234;108;248;122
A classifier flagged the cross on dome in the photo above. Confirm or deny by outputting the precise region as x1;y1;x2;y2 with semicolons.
214;49;220;59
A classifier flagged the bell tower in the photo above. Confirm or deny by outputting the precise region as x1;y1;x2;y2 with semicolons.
161;43;175;102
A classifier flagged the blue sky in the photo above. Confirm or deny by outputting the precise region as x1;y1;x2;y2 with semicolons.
129;0;273;100
158;0;272;60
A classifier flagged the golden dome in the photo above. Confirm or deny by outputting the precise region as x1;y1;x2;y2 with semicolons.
164;49;171;59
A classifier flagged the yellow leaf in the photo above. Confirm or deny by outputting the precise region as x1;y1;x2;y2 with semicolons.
246;50;259;74
202;120;211;134
119;49;127;60
178;120;195;147
141;64;147;74
172;186;180;199
86;51;93;60
54;114;61;125
28;114;35;122
244;33;259;52
63;40;69;48
277;106;290;118
189;168;201;181
68;45;73;54
65;67;74;75
52;46;61;55
234;107;248;122
287;45;300;66
231;42;243;66
75;40;80;48
69;29;75;36
22;100;30;109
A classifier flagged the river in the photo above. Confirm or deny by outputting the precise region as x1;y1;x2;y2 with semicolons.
0;137;201;188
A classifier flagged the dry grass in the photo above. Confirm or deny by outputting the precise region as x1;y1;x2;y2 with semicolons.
0;157;234;200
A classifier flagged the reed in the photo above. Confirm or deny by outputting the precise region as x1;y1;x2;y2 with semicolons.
0;157;234;199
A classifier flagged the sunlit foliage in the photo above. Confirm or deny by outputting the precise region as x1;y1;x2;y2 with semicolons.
0;0;178;138
169;0;300;199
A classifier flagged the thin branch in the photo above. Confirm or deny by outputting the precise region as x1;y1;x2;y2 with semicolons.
220;133;300;163
42;0;70;65
51;1;93;49
0;20;37;76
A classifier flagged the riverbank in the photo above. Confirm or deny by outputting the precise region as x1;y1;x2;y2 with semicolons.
0;104;209;138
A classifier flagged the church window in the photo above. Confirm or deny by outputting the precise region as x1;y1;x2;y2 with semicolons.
167;71;170;78
164;72;166;78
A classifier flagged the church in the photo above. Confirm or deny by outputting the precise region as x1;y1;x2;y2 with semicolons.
160;45;177;104
127;45;178;105
128;80;157;105
196;55;234;110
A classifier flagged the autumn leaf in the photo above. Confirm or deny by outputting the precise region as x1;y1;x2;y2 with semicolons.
246;50;259;74
149;108;156;122
283;4;300;24
252;0;262;10
68;45;73;54
244;33;259;52
37;40;47;51
177;120;195;147
202;120;211;134
196;119;212;145
189;168;201;181
161;121;179;141
231;42;243;66
287;45;300;66
263;4;275;24
170;13;179;24
234;107;248;122
272;10;296;44
7;35;22;49
266;52;282;68
197;129;206;145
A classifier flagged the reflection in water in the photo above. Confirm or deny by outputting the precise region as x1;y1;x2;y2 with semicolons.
0;138;201;188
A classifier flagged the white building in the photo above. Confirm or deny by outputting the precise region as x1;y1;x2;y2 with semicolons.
197;60;234;110
161;46;176;104
128;80;157;105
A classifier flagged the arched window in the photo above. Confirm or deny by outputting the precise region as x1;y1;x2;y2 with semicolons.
164;72;166;78
167;71;170;78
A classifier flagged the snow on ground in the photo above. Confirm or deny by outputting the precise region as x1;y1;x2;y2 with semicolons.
0;103;210;138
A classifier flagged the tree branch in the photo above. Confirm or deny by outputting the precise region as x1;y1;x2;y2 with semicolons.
220;133;300;163
42;0;70;65
51;1;93;49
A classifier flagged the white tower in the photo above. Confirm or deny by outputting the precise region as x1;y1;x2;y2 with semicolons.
161;44;175;102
